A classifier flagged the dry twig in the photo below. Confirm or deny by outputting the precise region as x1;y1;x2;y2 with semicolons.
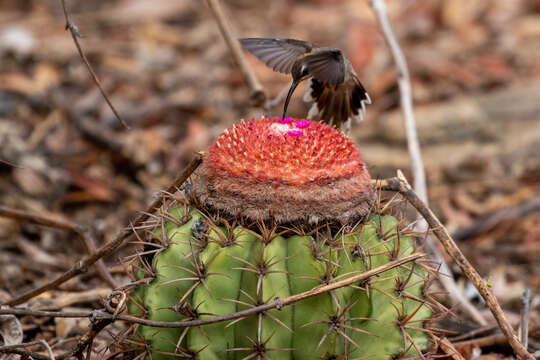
0;340;55;360
2;153;204;306
60;0;129;129
40;340;55;360
0;158;23;168
452;333;509;349
67;314;113;359
520;288;531;349
374;177;534;360
448;325;498;342
205;0;266;108
370;0;426;200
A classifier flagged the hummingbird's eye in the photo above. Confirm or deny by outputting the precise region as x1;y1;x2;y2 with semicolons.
302;67;309;76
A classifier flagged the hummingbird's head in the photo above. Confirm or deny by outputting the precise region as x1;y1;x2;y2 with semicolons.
291;63;311;82
282;63;311;120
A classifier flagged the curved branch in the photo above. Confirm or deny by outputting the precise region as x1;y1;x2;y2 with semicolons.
60;0;129;129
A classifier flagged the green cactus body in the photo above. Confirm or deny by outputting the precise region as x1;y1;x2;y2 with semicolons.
128;207;432;359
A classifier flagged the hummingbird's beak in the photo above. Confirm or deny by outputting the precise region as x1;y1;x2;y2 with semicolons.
282;80;300;121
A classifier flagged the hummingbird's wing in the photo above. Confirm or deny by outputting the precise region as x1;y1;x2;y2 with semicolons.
304;75;371;129
303;49;346;85
239;38;312;74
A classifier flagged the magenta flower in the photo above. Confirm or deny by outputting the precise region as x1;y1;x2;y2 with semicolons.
279;117;293;124
294;120;310;128
287;129;304;136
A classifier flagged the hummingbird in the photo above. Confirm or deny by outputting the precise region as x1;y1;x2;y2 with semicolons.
239;37;371;129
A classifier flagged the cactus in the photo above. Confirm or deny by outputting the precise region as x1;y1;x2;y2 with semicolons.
126;118;435;359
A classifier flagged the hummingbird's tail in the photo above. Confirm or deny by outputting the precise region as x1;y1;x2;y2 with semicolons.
304;77;371;129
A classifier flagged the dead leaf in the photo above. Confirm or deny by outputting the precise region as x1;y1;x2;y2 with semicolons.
0;315;23;359
66;171;116;203
12;167;50;196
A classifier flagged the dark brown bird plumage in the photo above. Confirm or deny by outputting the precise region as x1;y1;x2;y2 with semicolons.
239;37;371;129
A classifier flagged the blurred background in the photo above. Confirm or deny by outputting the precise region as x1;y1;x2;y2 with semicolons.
0;0;539;356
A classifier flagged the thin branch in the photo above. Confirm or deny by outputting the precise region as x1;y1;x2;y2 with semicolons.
0;348;51;360
205;0;266;108
520;288;530;349
2;153;204;306
0;158;23;168
40;340;56;360
65;318;112;360
427;243;486;325
438;337;466;360
370;0;426;201
0;340;55;360
448;325;498;342
0;309;92;318
79;228;117;288
0;253;423;329
0;206;116;288
452;333;509;349
370;0;486;326
0;206;79;231
60;0;129;129
374;177;534;360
